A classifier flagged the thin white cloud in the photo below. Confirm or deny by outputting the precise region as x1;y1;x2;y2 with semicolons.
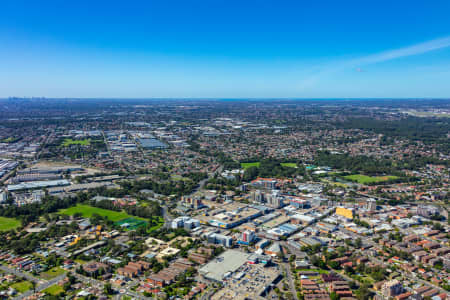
298;36;450;89
354;36;450;65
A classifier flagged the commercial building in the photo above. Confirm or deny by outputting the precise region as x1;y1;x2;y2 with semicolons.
315;222;338;234
267;223;298;237
199;250;250;282
287;196;309;209
198;202;262;229
241;230;255;244
211;263;281;300
207;233;233;247
417;205;440;218
335;207;354;219
265;242;282;256
291;214;315;225
251;178;277;189
171;216;200;230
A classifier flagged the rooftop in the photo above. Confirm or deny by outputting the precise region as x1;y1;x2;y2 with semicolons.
199;249;250;281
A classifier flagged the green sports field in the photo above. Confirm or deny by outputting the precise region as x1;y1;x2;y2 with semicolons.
344;174;398;184
59;204;145;222
281;163;297;168
0;216;21;231
240;162;260;169
61;138;91;147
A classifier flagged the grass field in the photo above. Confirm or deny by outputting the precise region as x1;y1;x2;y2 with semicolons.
42;267;66;280
61;138;91;147
11;281;33;293
240;162;260;169
59;204;143;222
344;174;398;184
281;163;297;168
43;284;64;296
0;216;21;231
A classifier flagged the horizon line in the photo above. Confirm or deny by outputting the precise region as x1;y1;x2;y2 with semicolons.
1;97;450;101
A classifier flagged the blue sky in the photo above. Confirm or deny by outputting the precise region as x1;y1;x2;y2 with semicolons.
1;0;450;98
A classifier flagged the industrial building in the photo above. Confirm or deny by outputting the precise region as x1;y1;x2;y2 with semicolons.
291;214;315;225
7;179;70;191
139;138;167;149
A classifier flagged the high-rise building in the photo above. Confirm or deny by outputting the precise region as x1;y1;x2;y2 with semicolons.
266;190;283;208
381;280;403;298
0;191;7;203
251;190;264;203
366;199;377;212
242;230;255;243
417;205;440;218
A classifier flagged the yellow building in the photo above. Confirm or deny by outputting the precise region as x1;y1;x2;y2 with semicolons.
336;207;354;219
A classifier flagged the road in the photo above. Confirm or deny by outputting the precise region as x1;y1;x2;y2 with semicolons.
282;263;298;300
73;272;151;300
161;204;172;228
0;265;151;300
13;274;67;300
0;265;40;283
188;165;223;198
0;264;66;300
159;166;224;229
